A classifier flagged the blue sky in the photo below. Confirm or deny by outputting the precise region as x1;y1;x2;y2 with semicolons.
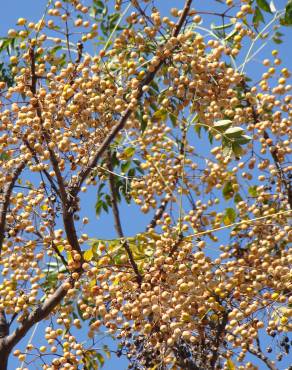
1;0;291;369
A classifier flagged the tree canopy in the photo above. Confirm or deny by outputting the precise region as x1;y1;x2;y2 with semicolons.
0;1;291;369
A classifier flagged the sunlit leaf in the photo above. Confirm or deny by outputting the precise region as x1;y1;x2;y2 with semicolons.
84;248;94;261
223;208;236;225
248;185;258;197
152;108;168;122
225;127;245;138
226;358;236;370
123;147;135;159
213;120;232;132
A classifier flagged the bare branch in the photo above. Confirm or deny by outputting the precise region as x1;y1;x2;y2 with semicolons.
107;151;142;285
146;199;168;232
248;340;277;370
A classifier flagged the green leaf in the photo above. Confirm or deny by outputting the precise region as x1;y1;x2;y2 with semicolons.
231;142;243;158
96;353;105;367
281;0;292;25
234;134;252;144
95;199;105;217
256;0;272;13
169;113;177;126
225;127;245;138
224;29;238;41
93;0;104;8
0;152;10;161
253;6;265;27
211;22;233;30
123;147;135;159
248;185;258;197
213;120;232;132
121;160;131;174
234;193;243;203
226;358;236;370
223;208;236;226
153;108;168;122
194;124;202;138
103;345;111;359
222;143;233;157
223;181;234;200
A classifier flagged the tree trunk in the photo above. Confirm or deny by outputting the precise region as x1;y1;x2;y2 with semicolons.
0;311;10;370
0;340;9;370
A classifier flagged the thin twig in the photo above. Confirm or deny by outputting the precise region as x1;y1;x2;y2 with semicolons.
107;151;142;285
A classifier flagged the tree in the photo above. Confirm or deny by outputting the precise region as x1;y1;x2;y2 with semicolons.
0;0;291;369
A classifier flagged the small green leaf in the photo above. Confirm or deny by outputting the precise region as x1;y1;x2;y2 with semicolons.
223;181;234;200
231;142;243;157
225;127;245;138
0;152;10;161
121;161;131;173
222;143;233;157
211;22;233;30
248;185;258;197
153;108;168;122
103;345;111;359
96;352;105;367
253;6;265;27
256;0;272;13
194;124;202;138
213;120;233;132
169;113;177;126
224;29;238;41
281;0;292;25
223;208;236;226
234;134;252;144
226;358;236;370
123;147;135;159
234;193;243;203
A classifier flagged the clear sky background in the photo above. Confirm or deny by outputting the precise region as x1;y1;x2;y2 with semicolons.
0;1;291;369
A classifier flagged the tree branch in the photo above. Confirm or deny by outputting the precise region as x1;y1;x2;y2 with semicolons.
107;151;142;285
146;199;168;232
248;339;277;370
210;309;229;369
4;279;72;351
70;0;193;198
0;160;26;254
242;81;292;210
29;45;82;257
23;139;61;199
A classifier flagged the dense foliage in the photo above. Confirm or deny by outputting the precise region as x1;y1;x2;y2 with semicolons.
0;1;291;369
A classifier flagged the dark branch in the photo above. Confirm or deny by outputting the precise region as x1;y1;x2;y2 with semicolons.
0;161;26;254
248;339;277;370
107;151;142;285
4;279;72;351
